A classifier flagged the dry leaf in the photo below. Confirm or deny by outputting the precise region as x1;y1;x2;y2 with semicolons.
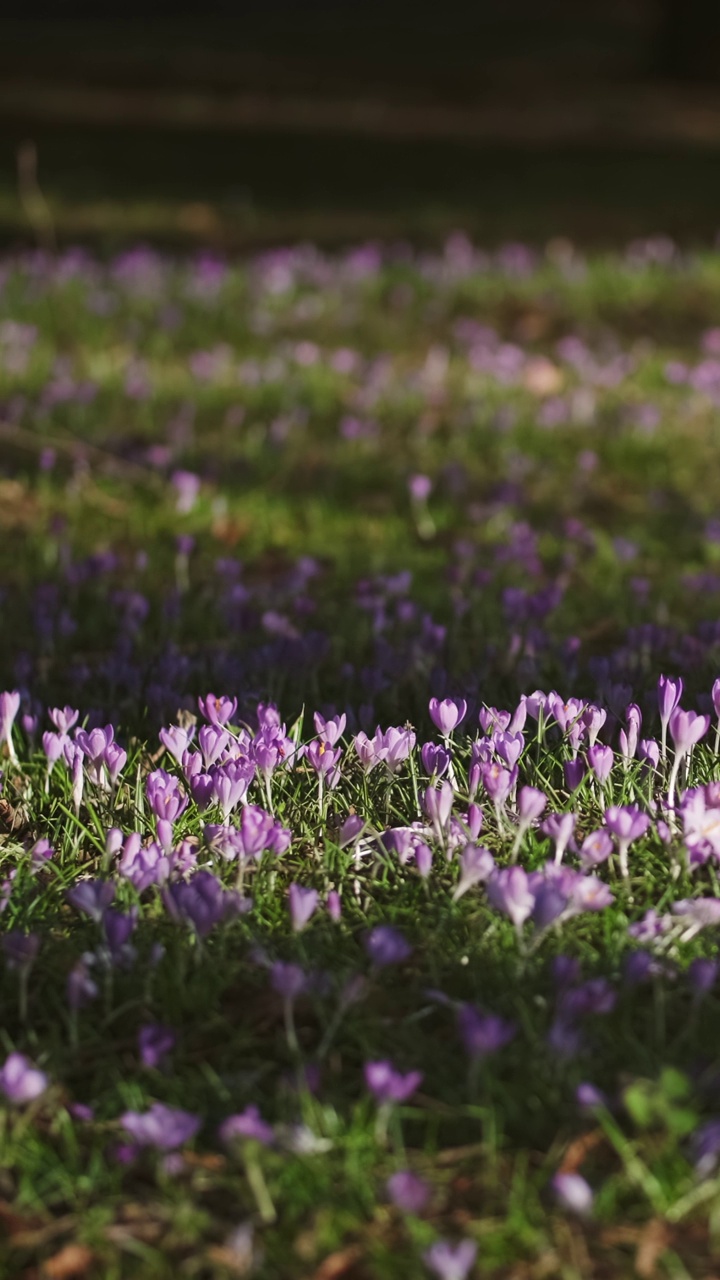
41;1243;94;1279
635;1218;670;1279
558;1128;605;1174
313;1244;363;1279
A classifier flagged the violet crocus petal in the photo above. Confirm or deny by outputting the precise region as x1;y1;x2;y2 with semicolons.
120;1102;200;1151
219;1105;275;1147
289;883;319;932
386;1169;431;1215
552;1172;594;1216
363;925;412;967
423;1238;478;1280
0;1052;48;1104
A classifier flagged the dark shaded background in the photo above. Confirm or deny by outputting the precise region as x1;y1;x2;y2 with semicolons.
2;2;720;248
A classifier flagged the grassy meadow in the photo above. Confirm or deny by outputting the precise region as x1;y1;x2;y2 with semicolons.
2;236;720;1276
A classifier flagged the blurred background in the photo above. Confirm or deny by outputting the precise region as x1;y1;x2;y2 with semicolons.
2;1;720;249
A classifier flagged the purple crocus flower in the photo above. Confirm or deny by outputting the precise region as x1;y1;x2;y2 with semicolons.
638;738;660;774
49;705;79;734
688;957;719;996
452;845;495;901
541;813;576;865
363;925;412;967
159;724;195;762
423;1239;477;1280
74;725;115;786
604;805;650;879
552;1172;594;1216
270;961;307;1000
102;907;138;966
313;711;346;745
588;743;613;784
2;931;40;970
198;724;230;768
456;1004;516;1058
578;828;613;870
219;1105;275;1147
618;703;642;761
669;708;710;757
198;692;238;726
163;870;244;937
495;731;524;770
289;883;319;932
481;762;516;812
424;781;454;841
409;473;432;503
387;1169;431;1215
146;769;189;824
120;1102;200;1151
487;867;536;933
42;730;66;783
139;1023;176;1069
210;760;253;820
658;674;683;758
421;742;451;779
0;1052;48;1104
429;697;467;736
0;690;21;762
305;739;342;777
692;1119;720;1177
67;959;99;1010
563;758;586;793
67;879;115;923
364;1060;423;1105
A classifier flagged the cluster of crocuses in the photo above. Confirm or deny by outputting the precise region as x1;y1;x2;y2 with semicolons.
2;682;720;1266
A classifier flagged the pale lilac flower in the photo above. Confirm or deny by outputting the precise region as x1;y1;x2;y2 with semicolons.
672;897;720;939
425;781;454;841
669;708;710;758
541;813;576;864
692;1119;720;1177
387;1169;431;1215
0;1052;48;1103
198;692;238;726
139;1023;176;1069
517;786;547;824
639;738;660;769
552;1172;593;1216
429;697;467;736
588;743;613;784
219;1105;275;1147
314;711;346;745
364;1060;423;1105
495;731;524;769
423;1239;477;1280
121;1102;200;1151
604;805;650;878
487;867;535;932
363;925;412;967
578;828;613;870
456;1005;516;1058
409;473;432;503
289;883;319;932
421;742;451;778
0;691;21;762
159;724;195;762
49;705;79;734
67;879;115;923
658;674;683;758
67;958;99;1010
618;703;642;761
452;845;495;901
